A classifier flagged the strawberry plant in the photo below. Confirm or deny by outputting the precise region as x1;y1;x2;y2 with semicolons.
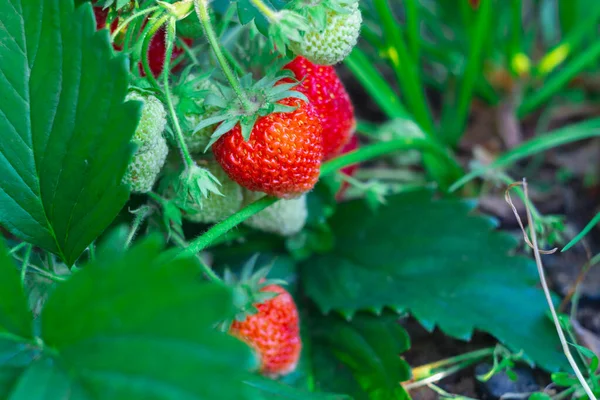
1;0;600;399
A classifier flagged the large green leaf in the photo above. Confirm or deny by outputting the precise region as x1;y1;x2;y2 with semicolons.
310;314;411;400
0;241;32;339
31;236;257;399
245;375;351;399
302;191;568;371
0;0;139;264
211;0;286;35
8;358;88;400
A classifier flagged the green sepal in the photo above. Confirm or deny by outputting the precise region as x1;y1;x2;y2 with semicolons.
194;70;308;147
224;254;289;322
163;164;223;214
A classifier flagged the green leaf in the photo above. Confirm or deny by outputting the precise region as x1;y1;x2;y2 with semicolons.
8;358;88;400
451;118;600;192
312;314;411;400
344;49;408;120
20;236;259;399
529;393;552;400
0;367;22;398
244;375;351;399
302;191;568;371
562;211;600;252
234;0;286;35
0;0;140;265
0;240;32;339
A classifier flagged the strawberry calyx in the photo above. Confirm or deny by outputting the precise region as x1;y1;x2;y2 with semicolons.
290;0;356;30
223;255;288;323
192;70;309;150
159;163;223;214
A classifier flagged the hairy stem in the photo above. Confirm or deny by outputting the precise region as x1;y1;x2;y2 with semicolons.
111;6;160;41
162;18;195;170
125;207;152;249
9;242;27;255
176;137;459;257
249;0;278;21
141;12;170;92
193;0;252;111
171;234;222;282
20;245;32;287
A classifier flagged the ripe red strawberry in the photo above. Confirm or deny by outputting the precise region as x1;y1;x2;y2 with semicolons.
229;284;301;377
212;97;323;198
469;0;480;9
284;56;356;160
336;134;359;200
93;7;115;31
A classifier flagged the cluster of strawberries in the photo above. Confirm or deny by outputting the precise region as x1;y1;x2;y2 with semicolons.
95;3;359;378
214;55;358;199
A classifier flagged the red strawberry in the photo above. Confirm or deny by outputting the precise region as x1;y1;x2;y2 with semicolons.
94;7;119;32
229;284;301;377
336;134;359;200
212;97;323;198
284;56;356;160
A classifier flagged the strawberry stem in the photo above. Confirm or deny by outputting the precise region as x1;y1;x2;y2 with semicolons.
141;11;170;92
193;0;253;112
171;232;223;283
249;0;278;21
172;136;463;258
162;17;196;170
110;6;160;41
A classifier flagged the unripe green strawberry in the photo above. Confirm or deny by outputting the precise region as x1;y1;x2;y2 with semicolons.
183;109;218;154
123;92;169;193
243;190;307;236
123;137;169;193
180;161;243;223
125;92;167;151
291;1;362;65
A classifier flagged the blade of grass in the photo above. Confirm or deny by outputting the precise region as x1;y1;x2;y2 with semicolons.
558;0;579;35
404;0;420;61
344;49;463;190
536;2;600;77
519;39;600;117
563;212;600;252
372;0;434;134
507;0;523;76
443;0;493;147
344;49;408;119
450;118;600;191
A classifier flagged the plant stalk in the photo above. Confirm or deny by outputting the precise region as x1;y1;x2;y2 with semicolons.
162;17;195;170
171;233;222;282
141;12;170;91
176;137;462;257
193;0;253;111
20;245;32;287
111;6;160;41
510;180;596;400
249;0;277;21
